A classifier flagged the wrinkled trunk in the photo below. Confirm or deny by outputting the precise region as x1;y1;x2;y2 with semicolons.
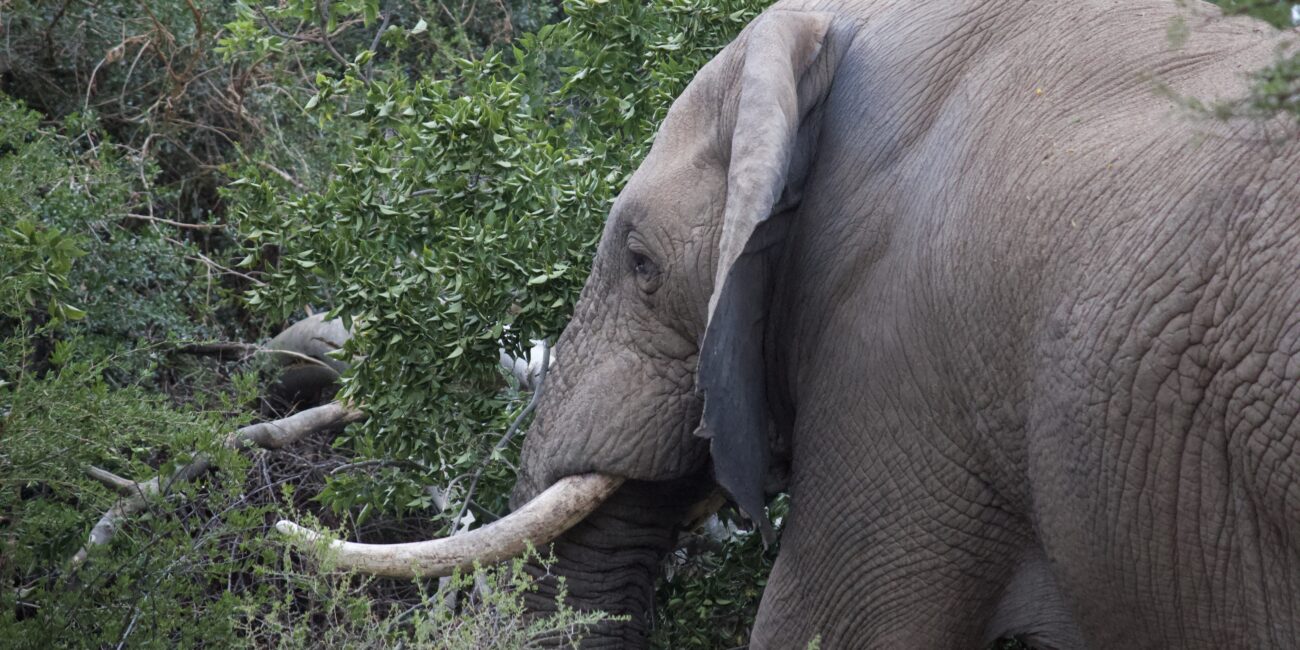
522;478;710;648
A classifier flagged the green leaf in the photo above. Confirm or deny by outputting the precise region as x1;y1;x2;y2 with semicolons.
60;303;86;320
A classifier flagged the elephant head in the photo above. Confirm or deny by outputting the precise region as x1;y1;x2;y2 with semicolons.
278;8;848;644
509;7;844;537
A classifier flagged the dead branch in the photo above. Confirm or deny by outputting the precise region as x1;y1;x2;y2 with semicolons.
175;341;259;358
123;212;224;231
176;341;337;370
66;402;366;575
229;401;364;449
85;466;141;496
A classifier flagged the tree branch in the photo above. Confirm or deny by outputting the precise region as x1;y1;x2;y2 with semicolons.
363;6;392;81
66;402;366;575
315;0;353;70
252;4;350;69
123;212;224;231
85;466;142;496
176;341;336;370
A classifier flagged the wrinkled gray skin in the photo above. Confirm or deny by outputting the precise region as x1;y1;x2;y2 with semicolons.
509;1;1300;647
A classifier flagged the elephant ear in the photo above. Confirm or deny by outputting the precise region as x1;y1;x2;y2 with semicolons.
695;10;837;544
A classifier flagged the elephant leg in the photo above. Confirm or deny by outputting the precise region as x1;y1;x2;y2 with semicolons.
748;423;1031;649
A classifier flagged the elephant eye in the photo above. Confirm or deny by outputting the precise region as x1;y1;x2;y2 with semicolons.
628;249;662;294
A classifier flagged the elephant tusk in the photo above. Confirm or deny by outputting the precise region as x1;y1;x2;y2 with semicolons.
275;473;624;578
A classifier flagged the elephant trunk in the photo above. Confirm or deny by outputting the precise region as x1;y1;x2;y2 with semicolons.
275;473;623;578
522;477;712;648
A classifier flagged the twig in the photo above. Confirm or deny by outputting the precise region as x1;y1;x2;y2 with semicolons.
315;0;352;69
43;0;74;50
252;4;351;69
329;458;425;475
65;402;366;576
115;605;142;650
123;212;223;231
83;56;109;117
435;341;549;601
253;5;319;44
117;37;152;115
176;341;336;370
451;341;548;534
363;6;392;81
490;0;514;42
256;160;306;190
171;243;266;286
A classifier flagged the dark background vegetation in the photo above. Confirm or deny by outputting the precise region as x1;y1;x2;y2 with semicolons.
1;1;1295;647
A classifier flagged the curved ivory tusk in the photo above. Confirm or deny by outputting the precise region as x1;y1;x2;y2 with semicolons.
275;473;623;578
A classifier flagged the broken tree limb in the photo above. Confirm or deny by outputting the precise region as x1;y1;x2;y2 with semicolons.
227;401;365;449
67;401;366;575
177;342;338;371
85;466;142;496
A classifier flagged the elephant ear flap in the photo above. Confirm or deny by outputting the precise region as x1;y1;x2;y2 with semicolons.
695;10;835;544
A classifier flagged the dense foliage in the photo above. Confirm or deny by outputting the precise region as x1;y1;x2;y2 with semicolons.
1;0;1296;647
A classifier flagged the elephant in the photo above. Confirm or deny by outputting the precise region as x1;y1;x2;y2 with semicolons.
280;0;1300;647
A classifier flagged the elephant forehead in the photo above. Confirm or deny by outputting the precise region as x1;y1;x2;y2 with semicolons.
617;165;725;235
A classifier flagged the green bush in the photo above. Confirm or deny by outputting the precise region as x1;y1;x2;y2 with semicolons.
1215;0;1299;27
0;91;244;647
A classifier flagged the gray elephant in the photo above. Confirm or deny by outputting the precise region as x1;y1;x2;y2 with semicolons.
281;0;1300;647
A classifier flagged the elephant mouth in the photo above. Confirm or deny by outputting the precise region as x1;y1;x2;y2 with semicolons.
275;472;624;578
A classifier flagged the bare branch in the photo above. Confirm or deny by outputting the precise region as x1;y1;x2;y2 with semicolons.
66;402;366;575
363;6;393;81
165;237;267;286
315;0;352;70
255;160;306;190
329;458;426;475
85;466;142;496
176;341;337;370
123;212;224;231
228;401;365;449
